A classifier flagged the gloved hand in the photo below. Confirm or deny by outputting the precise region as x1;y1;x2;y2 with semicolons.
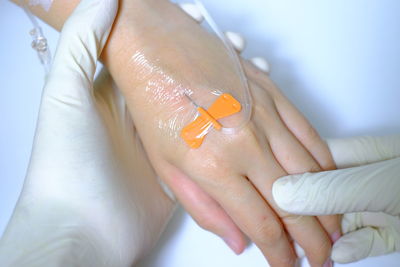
0;0;175;266
272;135;400;263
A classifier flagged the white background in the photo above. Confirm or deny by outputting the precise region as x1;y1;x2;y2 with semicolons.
1;0;399;266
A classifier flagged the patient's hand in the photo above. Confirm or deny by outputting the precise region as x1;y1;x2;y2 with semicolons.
103;1;340;266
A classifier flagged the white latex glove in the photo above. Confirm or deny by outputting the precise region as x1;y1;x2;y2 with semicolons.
272;135;400;263
0;0;175;266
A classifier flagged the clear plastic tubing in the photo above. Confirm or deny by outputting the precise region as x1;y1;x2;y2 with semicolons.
193;0;252;134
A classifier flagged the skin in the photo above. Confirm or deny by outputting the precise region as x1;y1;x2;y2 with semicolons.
14;0;341;265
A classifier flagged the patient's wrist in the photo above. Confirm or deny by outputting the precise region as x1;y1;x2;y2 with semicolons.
101;0;194;92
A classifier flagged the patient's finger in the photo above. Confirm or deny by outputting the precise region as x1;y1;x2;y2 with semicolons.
274;93;336;171
245;139;332;267
266;104;341;239
266;112;321;174
272;92;342;242
159;163;247;254
244;59;341;243
198;172;297;267
242;59;336;171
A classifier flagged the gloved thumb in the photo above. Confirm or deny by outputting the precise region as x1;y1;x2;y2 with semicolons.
272;157;400;216
45;0;118;96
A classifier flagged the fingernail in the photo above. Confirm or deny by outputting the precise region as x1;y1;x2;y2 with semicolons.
225;31;246;52
222;237;241;255
323;258;333;267
250;57;270;74
330;230;341;243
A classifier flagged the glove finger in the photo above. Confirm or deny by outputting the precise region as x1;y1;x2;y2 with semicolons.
179;3;204;23
327;135;400;169
225;31;246;52
272;157;400;216
332;227;396;263
47;0;118;93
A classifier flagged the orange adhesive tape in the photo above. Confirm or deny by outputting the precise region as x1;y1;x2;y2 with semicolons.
181;93;241;148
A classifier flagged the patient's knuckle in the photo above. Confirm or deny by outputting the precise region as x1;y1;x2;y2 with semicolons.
192;152;231;183
308;238;331;264
304;124;320;142
192;148;218;168
254;217;284;246
196;215;216;232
